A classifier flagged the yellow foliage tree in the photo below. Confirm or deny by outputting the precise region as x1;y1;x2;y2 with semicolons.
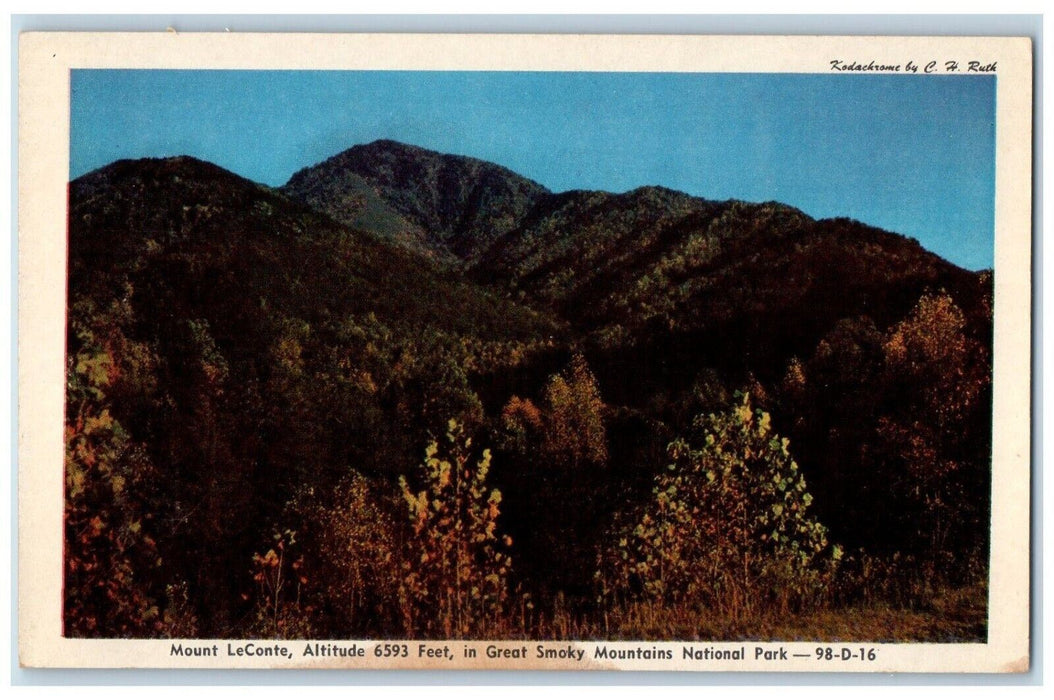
305;474;404;636
597;393;836;619
542;353;608;468
398;420;513;637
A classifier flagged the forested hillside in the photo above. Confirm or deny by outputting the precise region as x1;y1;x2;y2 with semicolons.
65;142;992;641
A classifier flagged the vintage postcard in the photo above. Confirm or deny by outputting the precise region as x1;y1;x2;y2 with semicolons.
17;32;1032;671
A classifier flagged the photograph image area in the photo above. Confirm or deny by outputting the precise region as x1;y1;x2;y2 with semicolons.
63;69;996;646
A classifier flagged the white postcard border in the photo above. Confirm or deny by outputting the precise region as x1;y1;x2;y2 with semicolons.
16;32;1033;672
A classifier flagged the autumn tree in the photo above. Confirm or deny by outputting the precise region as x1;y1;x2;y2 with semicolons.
298;473;406;637
879;291;991;565
542;353;608;469
243;528;316;638
499;394;544;454
598;393;836;619
493;353;612;597
64;313;167;637
883;292;987;435
398;420;513;637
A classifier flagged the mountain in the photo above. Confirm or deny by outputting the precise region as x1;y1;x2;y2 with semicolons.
284;140;987;403
70;155;556;340
283;139;551;264
65;144;993;640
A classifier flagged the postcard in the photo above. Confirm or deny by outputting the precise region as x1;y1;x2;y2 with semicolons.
17;32;1032;671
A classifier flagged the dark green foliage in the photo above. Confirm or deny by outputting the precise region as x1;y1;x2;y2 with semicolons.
288;142;984;417
772;292;992;576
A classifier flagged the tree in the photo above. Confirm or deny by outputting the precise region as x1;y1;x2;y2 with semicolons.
245;528;316;639
598;393;836;619
398;420;513;637
64;318;166;637
298;473;406;637
542;353;608;469
773;316;888;550
882;292;986;436
879;291;991;564
499;394;544;454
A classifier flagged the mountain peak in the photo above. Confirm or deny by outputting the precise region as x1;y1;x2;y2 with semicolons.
353;138;433;155
282;140;551;262
74;155;267;196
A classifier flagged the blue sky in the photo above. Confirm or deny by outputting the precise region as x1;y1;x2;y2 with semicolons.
70;70;996;270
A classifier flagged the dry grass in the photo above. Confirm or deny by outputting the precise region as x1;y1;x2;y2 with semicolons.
496;582;989;643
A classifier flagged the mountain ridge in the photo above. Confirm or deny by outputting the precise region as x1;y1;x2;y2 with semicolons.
68;153;559;343
86;144;987;406
282;139;980;274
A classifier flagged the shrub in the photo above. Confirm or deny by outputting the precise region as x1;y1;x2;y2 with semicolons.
245;528;316;639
